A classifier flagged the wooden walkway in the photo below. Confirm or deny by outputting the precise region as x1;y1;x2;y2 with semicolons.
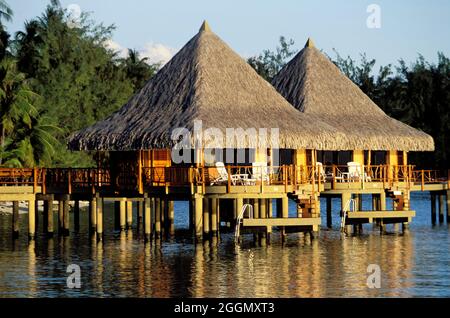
0;165;448;241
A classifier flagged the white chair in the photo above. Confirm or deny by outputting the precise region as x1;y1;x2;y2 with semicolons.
210;162;248;185
315;162;326;182
347;162;371;182
248;162;270;185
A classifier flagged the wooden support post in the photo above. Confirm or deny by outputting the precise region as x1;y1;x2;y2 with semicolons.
431;193;436;225
12;201;19;239
372;194;378;211
326;197;332;228
254;199;260;219
58;200;64;233
96;197;103;240
342;192;352;234
144;197;152;241
168;200;175;236
89;198;97;233
126;200;133;230
35;200;39;234
43;200;48;234
203;198;210;238
195;196;204;241
267;198;273;240
357;194;363;211
211;198;218;237
155;198;161;238
380;191;386;211
447;190;450;224
439;194;445;223
46;199;54;236
63;200;70;236
28;199;36;240
74;200;80;232
259;199;267;245
137;201;144;233
119;200;126;231
281;196;288;242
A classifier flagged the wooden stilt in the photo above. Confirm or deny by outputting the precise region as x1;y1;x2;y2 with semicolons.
439;194;444;223
43;200;49;234
74;200;80;232
118;200;126;231
160;199;166;233
46;199;54;236
267;199;272;242
211;198;218;236
144;197;152;241
203;198;210;238
431;193;436;225
281;196;288;242
380;191;386;211
126;200;133;230
28;199;36;240
12;201;19;239
89;198;97;233
155;198;161;238
58;200;64;233
194;196;203;241
259;199;267;245
63;200;70;236
168;200;175;236
35;200;39;234
137;201;144;233
446;190;450;224
326;197;332;228
96;197;103;241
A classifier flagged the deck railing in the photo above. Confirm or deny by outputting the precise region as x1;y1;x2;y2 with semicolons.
0;165;447;193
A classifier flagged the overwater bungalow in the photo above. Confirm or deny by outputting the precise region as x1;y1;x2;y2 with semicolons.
0;24;448;242
271;39;447;232
67;22;353;240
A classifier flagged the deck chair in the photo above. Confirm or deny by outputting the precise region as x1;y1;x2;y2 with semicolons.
247;162;270;185
315;162;327;182
347;162;371;182
210;162;248;185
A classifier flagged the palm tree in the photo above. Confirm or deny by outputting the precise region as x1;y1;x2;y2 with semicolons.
0;0;12;25
122;49;158;90
15;19;43;75
0;58;59;167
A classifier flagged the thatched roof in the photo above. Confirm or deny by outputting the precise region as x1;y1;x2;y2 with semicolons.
68;23;352;151
272;39;435;151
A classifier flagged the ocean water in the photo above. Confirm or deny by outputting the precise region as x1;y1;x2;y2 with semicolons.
0;192;449;298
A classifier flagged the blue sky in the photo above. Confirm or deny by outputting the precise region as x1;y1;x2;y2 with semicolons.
6;0;450;67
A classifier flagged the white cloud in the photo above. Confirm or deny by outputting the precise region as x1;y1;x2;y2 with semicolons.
103;39;128;58
103;39;177;66
140;43;178;66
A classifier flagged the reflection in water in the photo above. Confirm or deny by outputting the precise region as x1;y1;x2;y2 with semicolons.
0;193;448;297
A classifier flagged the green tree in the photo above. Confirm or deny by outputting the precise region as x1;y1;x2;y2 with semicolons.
14;1;135;166
0;58;59;167
121;49;158;91
248;36;297;82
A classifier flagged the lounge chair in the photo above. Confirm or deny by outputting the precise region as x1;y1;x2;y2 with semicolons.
210;162;248;185
244;162;270;185
347;162;372;182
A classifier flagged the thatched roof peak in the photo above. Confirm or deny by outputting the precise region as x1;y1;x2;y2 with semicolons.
68;27;353;151
199;20;211;32
272;40;434;151
304;37;315;48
